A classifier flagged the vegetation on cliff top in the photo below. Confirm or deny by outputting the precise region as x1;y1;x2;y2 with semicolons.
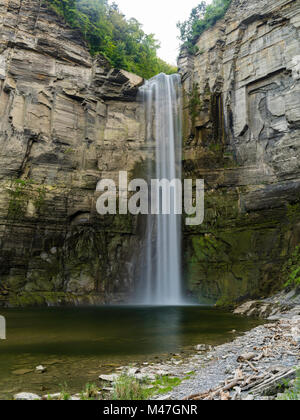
45;0;177;79
177;0;232;54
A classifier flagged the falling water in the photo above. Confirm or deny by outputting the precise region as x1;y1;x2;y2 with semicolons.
138;73;183;305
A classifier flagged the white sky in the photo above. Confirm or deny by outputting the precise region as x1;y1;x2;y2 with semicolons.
111;0;212;65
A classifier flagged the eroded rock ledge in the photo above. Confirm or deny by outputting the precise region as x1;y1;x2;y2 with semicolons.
0;0;300;306
180;0;300;303
0;0;146;306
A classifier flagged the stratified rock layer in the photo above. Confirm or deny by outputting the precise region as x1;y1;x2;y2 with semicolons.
1;0;300;307
0;0;147;306
179;0;300;303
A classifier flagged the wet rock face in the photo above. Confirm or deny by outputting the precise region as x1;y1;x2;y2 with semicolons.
179;0;300;303
0;0;146;306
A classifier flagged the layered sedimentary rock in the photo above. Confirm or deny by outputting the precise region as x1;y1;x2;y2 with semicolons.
179;0;300;303
1;0;299;307
0;0;147;306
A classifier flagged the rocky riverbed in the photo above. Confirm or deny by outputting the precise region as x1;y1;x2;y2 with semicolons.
167;318;299;400
165;290;300;401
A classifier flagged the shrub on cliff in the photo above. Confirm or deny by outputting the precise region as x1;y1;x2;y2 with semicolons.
283;246;300;289
45;0;177;79
177;0;232;54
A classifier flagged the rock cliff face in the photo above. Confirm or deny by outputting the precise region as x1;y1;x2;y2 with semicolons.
179;0;300;303
0;0;147;306
1;0;299;307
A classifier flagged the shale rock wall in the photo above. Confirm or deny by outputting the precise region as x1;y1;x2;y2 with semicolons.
1;0;299;307
179;0;300;304
0;0;147;306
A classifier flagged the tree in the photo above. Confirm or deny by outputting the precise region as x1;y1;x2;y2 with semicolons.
177;2;207;45
45;0;177;79
177;0;232;53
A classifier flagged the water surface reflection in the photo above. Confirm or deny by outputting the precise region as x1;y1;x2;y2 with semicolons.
0;306;262;398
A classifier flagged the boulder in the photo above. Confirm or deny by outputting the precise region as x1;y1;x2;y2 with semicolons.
99;374;119;382
14;393;41;401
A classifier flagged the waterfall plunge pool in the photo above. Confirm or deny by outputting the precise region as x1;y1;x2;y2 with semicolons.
0;305;262;399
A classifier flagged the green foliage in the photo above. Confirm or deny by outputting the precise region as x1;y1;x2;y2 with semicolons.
150;375;182;395
80;383;100;400
7;179;47;220
177;0;232;53
112;374;147;400
111;374;184;400
188;83;202;126
63;147;75;155
33;186;47;214
277;369;300;400
45;0;177;79
60;392;71;400
7;179;33;220
215;295;236;309
286;203;300;224
46;374;188;401
282;246;300;288
58;382;72;400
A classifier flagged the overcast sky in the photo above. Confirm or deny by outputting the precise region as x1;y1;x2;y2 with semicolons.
111;0;212;65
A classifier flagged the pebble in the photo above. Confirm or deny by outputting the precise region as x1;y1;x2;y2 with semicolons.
195;344;209;352
36;365;46;374
127;367;140;376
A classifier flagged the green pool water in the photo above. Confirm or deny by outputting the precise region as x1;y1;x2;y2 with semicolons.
0;305;261;399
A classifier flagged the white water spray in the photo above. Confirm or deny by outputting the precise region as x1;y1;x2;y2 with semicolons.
138;73;183;305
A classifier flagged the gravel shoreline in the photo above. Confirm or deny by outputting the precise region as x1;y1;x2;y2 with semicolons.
161;290;300;400
165;317;299;400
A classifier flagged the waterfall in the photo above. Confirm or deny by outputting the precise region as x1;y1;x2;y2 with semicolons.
138;73;183;305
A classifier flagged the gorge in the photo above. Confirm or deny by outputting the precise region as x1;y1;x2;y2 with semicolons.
0;0;299;403
0;0;299;308
180;0;300;304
